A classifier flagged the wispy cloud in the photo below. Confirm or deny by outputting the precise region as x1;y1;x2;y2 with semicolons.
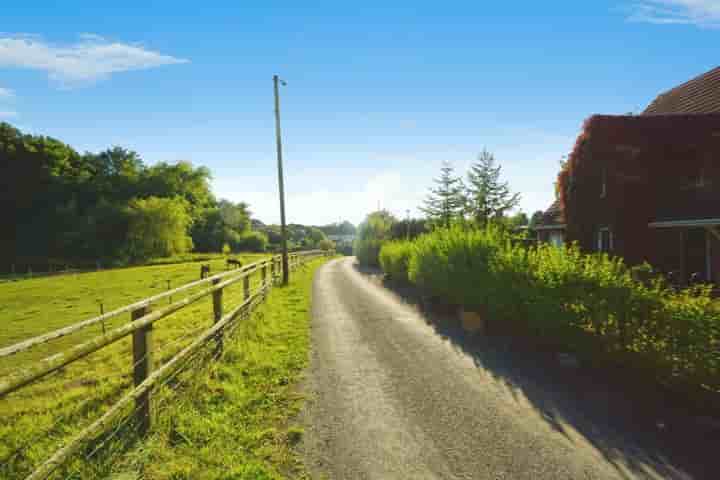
0;34;188;87
0;87;14;98
627;1;720;27
0;110;18;119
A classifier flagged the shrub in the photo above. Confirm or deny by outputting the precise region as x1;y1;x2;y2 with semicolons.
354;210;395;266
354;238;383;267
387;224;719;395
319;238;335;251
236;231;268;253
379;240;415;283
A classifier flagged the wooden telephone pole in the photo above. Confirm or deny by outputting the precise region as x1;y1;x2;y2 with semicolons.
273;75;289;285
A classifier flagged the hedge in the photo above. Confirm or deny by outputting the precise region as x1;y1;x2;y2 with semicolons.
378;225;720;396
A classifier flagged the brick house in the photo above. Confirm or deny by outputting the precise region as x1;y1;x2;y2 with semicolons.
534;199;566;247
556;66;720;285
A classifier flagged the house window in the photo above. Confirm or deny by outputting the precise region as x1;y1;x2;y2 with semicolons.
549;231;564;247
598;227;612;253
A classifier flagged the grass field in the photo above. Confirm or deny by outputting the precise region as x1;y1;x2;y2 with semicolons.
0;253;267;370
0;253;279;478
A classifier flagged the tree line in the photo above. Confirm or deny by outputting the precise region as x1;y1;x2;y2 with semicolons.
0;122;347;270
355;149;545;265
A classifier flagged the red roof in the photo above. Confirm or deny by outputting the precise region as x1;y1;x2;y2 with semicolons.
644;66;720;115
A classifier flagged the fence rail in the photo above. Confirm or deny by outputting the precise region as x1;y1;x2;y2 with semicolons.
0;259;265;359
0;250;328;480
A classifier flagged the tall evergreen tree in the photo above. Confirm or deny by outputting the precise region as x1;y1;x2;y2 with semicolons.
465;149;520;226
421;162;466;228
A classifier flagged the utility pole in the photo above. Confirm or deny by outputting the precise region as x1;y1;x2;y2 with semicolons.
273;75;289;285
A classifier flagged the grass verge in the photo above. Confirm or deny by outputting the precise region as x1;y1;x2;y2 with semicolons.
111;257;327;479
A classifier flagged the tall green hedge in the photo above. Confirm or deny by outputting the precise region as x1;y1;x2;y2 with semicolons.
379;225;720;395
378;240;415;284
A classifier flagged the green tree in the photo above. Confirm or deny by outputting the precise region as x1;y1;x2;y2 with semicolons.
507;211;529;228
306;227;328;248
125;196;193;260
141;161;214;219
421;162;466;228
529;210;545;228
354;210;396;266
319;221;356;236
466;149;520;226
218;200;251;233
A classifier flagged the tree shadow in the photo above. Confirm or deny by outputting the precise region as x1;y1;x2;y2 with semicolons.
352;262;720;480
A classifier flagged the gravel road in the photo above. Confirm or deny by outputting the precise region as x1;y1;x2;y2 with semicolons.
300;257;716;479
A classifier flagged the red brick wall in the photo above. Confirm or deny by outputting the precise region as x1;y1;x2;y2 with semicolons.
558;113;720;269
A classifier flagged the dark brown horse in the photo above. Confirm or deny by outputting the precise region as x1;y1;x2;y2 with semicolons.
200;264;211;279
226;258;243;270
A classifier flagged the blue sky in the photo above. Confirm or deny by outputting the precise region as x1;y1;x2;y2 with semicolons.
1;1;718;225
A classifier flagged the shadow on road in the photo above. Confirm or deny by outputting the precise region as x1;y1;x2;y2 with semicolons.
352;261;720;480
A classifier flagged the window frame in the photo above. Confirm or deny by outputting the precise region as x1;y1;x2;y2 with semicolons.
597;227;613;253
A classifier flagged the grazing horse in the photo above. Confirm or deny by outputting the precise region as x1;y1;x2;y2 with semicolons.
226;258;243;270
200;264;211;279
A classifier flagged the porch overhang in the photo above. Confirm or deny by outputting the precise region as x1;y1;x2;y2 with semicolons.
648;219;720;241
648;218;720;228
534;224;566;231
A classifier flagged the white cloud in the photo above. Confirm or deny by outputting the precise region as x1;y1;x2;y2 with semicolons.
627;1;720;27
0;110;18;119
0;87;14;98
0;34;188;87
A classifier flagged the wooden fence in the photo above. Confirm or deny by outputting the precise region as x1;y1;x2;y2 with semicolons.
0;250;328;479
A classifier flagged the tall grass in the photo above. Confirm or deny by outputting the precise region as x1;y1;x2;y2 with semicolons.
379;225;720;396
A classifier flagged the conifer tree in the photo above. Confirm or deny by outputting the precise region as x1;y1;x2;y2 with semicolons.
466;149;520;226
421;162;466;228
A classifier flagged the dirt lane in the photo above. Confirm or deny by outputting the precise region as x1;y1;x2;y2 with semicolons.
300;257;711;479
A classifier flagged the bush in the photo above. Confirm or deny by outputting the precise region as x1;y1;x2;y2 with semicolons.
236;231;268;253
379;240;415;283
387;224;719;396
319;238;335;251
354;211;396;266
354;238;384;267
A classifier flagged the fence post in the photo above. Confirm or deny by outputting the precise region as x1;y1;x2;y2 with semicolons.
270;259;276;283
243;275;250;301
212;278;223;355
131;305;153;436
261;265;268;289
